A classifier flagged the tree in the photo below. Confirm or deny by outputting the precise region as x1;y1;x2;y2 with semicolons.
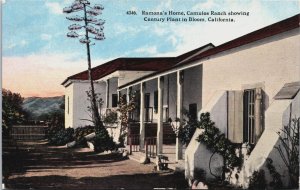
63;0;105;130
117;93;136;146
2;89;28;137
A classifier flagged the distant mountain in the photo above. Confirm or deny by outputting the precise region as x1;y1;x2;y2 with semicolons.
22;96;64;119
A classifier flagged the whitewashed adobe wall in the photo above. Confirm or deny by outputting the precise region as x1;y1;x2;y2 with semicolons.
65;81;106;128
65;83;74;128
201;28;300;106
185;28;300;183
118;71;153;87
144;78;158;122
185;90;227;181
183;65;203;115
241;91;300;188
107;77;118;109
164;73;177;121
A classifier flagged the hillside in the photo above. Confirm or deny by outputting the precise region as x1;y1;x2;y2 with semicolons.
22;96;64;119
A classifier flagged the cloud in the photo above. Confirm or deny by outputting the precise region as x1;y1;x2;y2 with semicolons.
7;43;17;49
6;40;28;50
130;6;138;12
155;0;172;11
192;0;217;10
46;2;63;15
41;34;52;41
20;40;28;46
112;23;148;36
152;0;275;56
153;24;168;36
134;45;157;55
167;35;178;46
2;53;111;97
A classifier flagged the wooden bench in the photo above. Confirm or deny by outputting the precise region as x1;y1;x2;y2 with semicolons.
157;155;171;170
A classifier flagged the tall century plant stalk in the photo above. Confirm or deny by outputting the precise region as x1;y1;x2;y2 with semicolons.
63;0;105;130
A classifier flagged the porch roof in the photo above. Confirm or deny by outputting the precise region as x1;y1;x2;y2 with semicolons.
118;14;300;90
61;43;214;86
61;57;176;86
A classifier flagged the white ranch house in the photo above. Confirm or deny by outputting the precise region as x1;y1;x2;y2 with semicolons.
62;45;213;140
62;14;300;188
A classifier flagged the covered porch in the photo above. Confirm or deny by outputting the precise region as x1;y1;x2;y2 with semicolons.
119;64;203;165
126;143;186;170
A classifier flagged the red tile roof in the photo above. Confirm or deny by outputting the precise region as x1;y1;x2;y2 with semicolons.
61;57;175;85
62;43;214;85
118;14;300;89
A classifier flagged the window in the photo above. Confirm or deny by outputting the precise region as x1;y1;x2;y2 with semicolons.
228;88;264;144
154;90;158;112
189;103;197;120
243;89;255;144
144;93;151;122
144;93;150;108
112;94;118;107
135;90;140;110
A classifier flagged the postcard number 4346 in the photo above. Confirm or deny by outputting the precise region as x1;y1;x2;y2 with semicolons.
126;10;137;15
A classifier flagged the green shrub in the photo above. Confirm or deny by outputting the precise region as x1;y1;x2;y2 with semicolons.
275;117;299;188
45;111;65;140
117;133;127;148
103;111;118;125
266;158;283;189
196;113;242;170
73;125;95;147
248;170;266;190
92;127;116;153
45;124;64;140
178;110;198;146
49;128;74;146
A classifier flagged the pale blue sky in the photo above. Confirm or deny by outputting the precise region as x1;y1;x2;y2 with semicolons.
2;0;299;97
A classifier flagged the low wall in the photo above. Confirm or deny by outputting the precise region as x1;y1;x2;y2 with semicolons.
241;91;300;188
185;90;227;182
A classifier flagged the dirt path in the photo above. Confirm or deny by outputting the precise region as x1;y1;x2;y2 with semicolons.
3;140;188;189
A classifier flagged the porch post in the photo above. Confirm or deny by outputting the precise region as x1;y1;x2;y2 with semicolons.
117;90;121;101
106;79;110;108
117;90;122;144
176;70;183;161
126;87;130;103
140;82;145;150
126;87;131;145
157;76;164;154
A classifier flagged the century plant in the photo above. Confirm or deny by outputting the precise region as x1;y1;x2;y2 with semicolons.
63;0;105;130
275;117;299;187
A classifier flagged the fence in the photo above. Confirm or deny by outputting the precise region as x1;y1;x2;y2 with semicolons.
10;125;48;140
129;134;140;154
145;137;157;158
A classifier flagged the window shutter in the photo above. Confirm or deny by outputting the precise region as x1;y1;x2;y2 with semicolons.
228;91;244;143
254;88;263;142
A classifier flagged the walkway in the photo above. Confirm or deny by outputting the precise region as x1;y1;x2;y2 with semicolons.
3;140;188;189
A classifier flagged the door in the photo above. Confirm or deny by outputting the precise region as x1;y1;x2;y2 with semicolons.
189;103;197;120
145;93;150;122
